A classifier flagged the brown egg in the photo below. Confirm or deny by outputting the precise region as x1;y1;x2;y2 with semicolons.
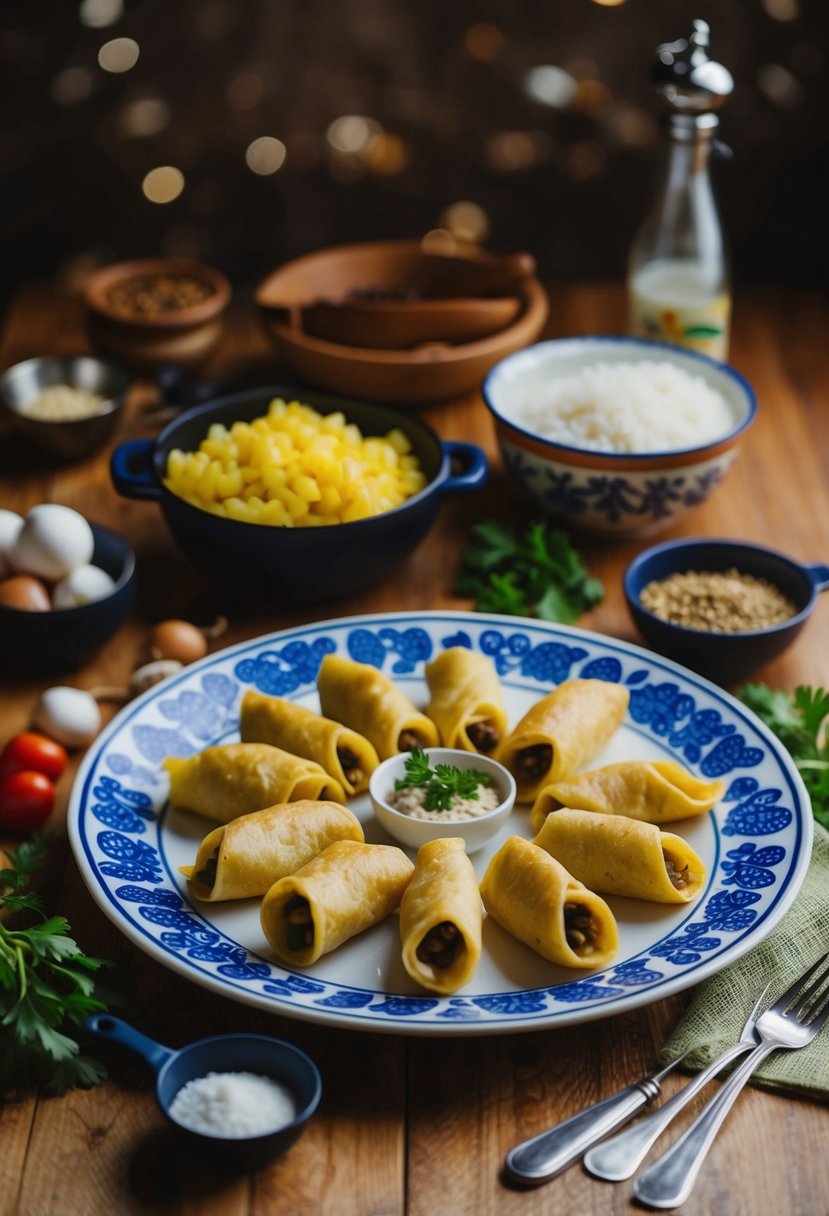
150;618;208;664
0;574;51;611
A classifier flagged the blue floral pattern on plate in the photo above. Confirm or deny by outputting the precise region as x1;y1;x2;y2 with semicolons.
67;612;811;1035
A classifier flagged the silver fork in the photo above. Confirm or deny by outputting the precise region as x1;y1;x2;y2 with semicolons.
632;948;829;1210
583;983;767;1183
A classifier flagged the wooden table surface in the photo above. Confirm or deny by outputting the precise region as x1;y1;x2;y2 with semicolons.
1;283;827;1216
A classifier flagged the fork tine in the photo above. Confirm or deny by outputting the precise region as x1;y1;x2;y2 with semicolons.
770;948;829;1015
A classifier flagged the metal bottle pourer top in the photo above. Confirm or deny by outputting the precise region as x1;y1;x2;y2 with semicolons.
652;19;733;121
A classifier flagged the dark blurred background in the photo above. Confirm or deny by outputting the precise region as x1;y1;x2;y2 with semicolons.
1;0;826;315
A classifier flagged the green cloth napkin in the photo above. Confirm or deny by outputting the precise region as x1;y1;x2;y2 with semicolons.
660;822;829;1102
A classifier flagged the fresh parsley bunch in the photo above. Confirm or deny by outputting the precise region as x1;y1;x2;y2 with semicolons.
454;519;604;623
396;749;491;812
0;836;110;1094
738;684;829;830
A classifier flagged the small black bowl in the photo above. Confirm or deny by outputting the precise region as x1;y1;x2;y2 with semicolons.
83;1013;322;1172
624;537;829;687
0;355;130;463
0;524;136;676
110;385;488;604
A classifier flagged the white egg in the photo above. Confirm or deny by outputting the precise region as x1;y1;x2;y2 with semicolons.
32;686;101;748
0;509;23;579
52;564;116;609
12;504;95;581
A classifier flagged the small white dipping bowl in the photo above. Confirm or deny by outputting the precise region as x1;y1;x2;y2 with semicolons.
368;747;516;854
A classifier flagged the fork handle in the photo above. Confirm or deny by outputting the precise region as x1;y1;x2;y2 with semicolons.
632;1042;777;1209
503;1082;654;1186
583;1040;753;1182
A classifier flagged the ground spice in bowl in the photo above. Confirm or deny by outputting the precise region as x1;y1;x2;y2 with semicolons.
105;273;215;319
639;568;797;633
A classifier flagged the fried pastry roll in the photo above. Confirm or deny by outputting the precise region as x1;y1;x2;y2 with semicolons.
399;837;483;994
240;689;379;795
179;800;364;902
317;654;439;760
479;835;618;969
424;647;508;755
533;808;706;904
163;742;346;824
496;678;629;804
260;840;414;966
529;760;725;833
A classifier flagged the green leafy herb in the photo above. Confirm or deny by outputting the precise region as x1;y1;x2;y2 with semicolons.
737;684;829;830
395;749;492;812
454;519;604;623
0;834;111;1095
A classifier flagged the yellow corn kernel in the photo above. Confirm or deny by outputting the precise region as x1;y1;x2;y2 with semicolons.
291;474;323;503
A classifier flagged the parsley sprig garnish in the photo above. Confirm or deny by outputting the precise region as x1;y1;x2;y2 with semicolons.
738;684;829;830
0;835;111;1094
454;519;604;623
395;749;492;812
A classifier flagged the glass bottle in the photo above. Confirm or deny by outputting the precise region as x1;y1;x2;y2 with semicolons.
627;19;734;361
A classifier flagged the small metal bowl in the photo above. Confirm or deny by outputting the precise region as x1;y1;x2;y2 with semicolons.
624;537;829;686
0;355;130;463
368;747;517;853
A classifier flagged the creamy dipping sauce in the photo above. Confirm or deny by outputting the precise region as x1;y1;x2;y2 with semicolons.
387;783;501;822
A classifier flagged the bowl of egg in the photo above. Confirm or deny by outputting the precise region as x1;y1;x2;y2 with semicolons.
110;385;487;603
0;504;135;674
482;336;756;539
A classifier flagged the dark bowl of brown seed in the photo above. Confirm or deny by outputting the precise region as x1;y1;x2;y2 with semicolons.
624;537;829;687
84;257;232;373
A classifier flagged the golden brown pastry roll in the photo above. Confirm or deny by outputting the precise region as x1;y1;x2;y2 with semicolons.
240;689;379;796
533;808;706;904
179;800;365;902
424;647;508;755
163;742;346;824
479;835;618;969
496;678;629;804
529;760;725;833
399;837;483;995
316;654;439;760
260;840;414;965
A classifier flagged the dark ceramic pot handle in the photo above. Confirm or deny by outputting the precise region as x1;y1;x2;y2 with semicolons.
440;441;488;493
83;1013;174;1074
805;563;829;594
111;439;162;501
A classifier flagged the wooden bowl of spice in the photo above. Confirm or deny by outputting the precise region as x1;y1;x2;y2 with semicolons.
624;537;829;686
84;257;232;373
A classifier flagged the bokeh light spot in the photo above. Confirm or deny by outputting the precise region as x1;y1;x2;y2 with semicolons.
440;201;489;244
79;0;123;27
52;66;94;105
226;71;264;111
98;36;139;73
142;165;185;204
120;97;170;137
326;115;381;154
464;23;504;62
246;136;287;175
524;65;576;108
364;133;408;175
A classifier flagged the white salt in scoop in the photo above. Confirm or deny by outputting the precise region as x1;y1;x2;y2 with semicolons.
84;1014;321;1169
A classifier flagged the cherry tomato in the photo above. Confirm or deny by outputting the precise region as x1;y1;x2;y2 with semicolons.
0;732;68;782
0;770;55;833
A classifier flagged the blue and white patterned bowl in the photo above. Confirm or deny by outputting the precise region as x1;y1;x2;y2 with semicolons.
482;336;756;539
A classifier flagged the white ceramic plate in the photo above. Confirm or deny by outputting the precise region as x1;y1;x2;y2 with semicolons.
68;611;813;1036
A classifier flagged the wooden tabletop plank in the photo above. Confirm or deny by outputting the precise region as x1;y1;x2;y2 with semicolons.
1;283;827;1216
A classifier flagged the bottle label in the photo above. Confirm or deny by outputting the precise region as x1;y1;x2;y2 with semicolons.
629;291;731;361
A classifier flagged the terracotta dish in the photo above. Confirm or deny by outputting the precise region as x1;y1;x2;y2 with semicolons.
256;242;549;403
84;257;232;373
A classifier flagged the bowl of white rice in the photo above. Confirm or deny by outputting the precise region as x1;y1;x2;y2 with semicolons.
482;336;756;537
